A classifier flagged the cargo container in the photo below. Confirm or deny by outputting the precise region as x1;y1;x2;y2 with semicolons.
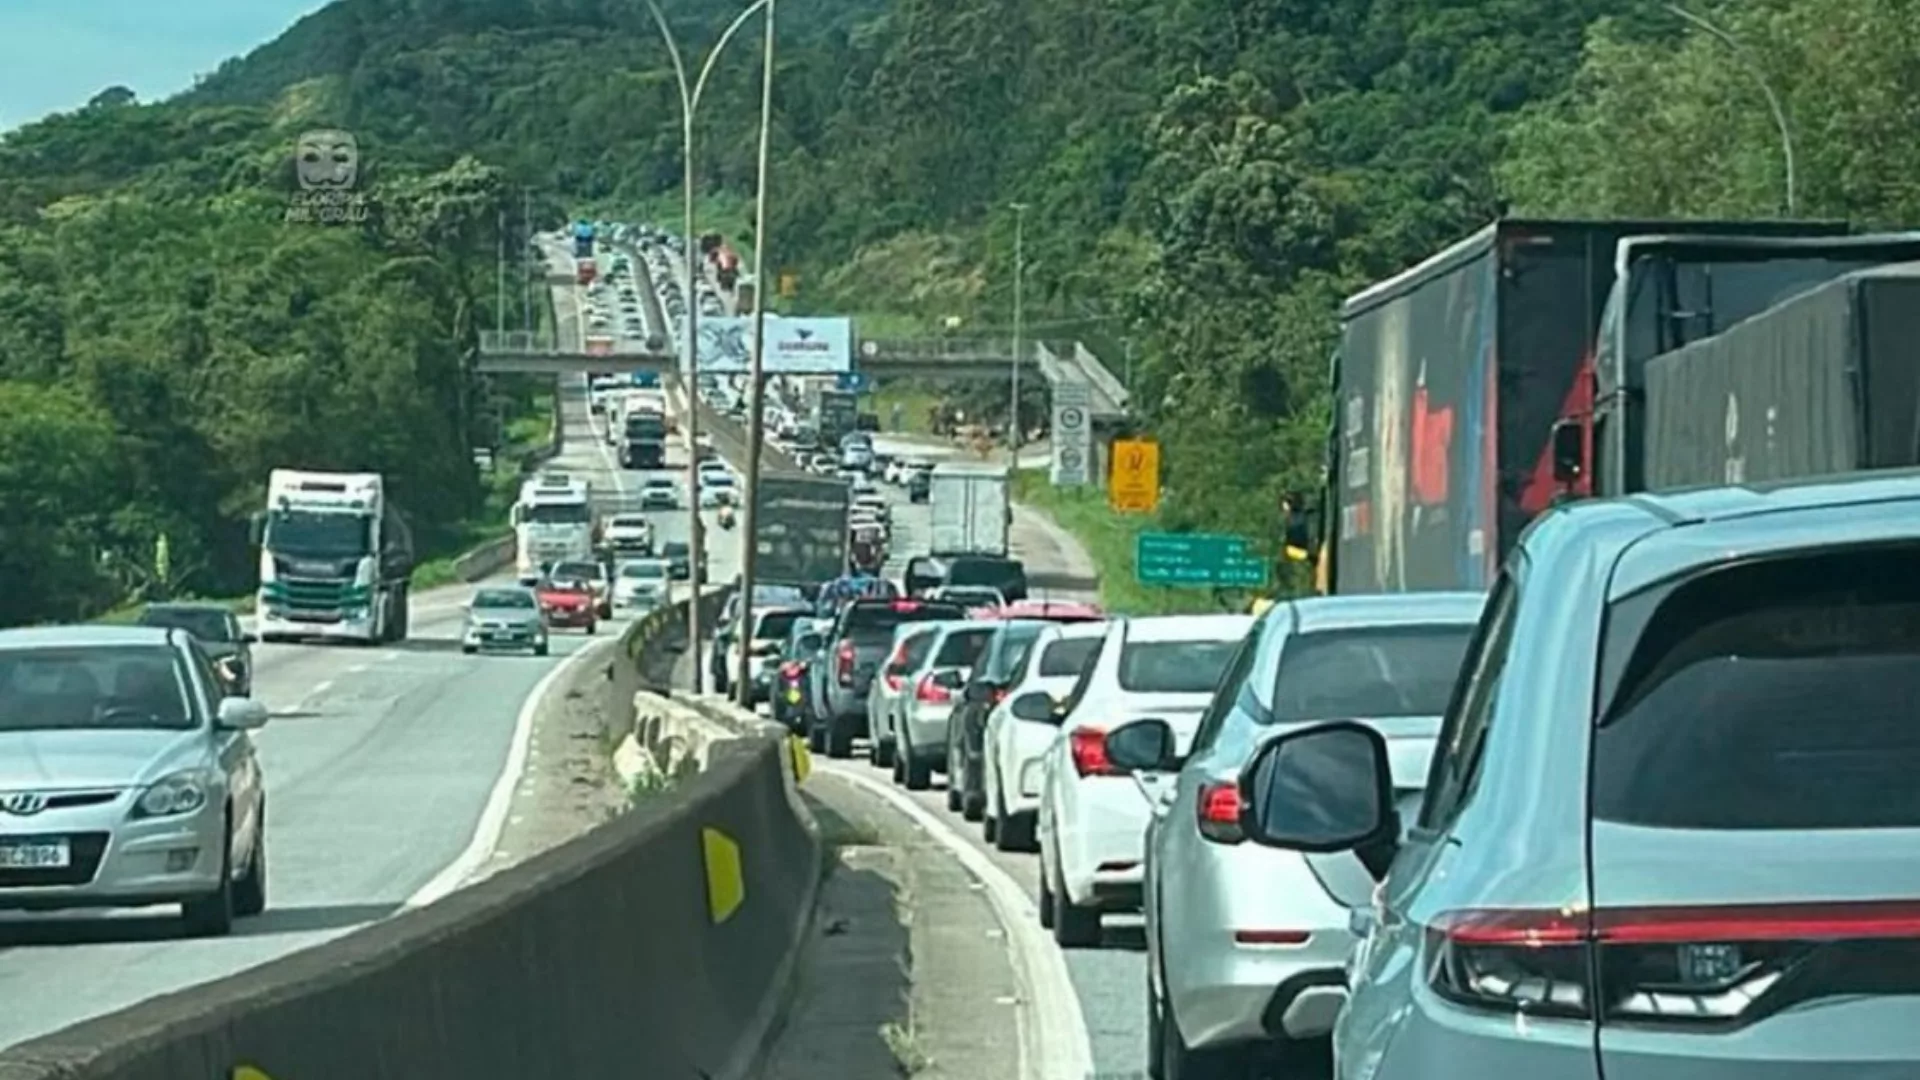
1643;261;1920;489
1305;218;1856;595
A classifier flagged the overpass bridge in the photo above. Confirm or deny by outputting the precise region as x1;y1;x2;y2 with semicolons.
475;330;1131;421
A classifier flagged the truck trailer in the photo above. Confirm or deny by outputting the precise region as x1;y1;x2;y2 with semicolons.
1642;261;1920;489
1296;217;1911;595
252;470;414;644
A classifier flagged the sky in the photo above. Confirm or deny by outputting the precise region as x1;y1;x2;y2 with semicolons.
0;0;328;130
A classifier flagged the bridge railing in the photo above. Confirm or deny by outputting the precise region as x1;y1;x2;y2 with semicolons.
856;337;1030;361
478;329;558;354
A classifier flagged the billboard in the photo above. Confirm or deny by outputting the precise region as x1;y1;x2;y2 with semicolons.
695;316;852;374
753;475;850;585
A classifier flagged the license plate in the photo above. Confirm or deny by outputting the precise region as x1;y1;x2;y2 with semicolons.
0;840;70;869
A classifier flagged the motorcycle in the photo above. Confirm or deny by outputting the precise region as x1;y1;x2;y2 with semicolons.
716;505;736;530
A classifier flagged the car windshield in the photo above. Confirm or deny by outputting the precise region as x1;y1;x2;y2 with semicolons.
1118;639;1240;693
646;479;676;491
263;508;370;558
551;561;603;580
620;563;666;579
137;608;233;642
523;501;590;524
0;645;195;732
663;542;690;556
609;516;647;529
1269;624;1475;723
474;590;535;609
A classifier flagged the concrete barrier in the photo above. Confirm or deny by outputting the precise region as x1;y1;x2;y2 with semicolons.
0;579;821;1080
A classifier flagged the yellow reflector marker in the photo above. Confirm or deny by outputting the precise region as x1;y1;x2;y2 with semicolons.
702;827;744;924
235;1068;274;1080
789;735;811;784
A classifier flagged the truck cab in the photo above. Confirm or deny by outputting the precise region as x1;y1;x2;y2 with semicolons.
252;470;413;644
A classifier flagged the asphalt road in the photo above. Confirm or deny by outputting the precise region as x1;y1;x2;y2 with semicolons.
0;360;649;1050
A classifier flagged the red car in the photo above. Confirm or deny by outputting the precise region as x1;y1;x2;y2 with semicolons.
535;579;599;633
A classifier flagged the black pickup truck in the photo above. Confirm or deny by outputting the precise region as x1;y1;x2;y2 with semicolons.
806;597;967;757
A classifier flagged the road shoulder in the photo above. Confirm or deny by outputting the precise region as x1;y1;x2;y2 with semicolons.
760;771;1024;1080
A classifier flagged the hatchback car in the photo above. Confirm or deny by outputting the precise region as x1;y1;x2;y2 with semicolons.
464;586;551;654
867;622;946;770
1106;592;1480;1075
1035;614;1252;946
0;626;270;937
978;620;1109;848
946;619;1049;818
1235;470;1920;1080
137;602;252;698
612;559;671;610
889;621;997;790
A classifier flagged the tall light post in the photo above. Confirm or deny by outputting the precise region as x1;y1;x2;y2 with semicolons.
644;0;772;693
1666;3;1796;215
1007;202;1028;458
733;0;778;707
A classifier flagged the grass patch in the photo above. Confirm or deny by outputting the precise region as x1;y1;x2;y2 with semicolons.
1012;469;1231;616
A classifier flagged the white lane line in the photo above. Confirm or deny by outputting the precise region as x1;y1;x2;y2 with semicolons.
403;634;623;908
819;762;1094;1080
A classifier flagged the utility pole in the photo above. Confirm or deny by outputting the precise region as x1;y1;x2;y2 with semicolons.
1008;202;1028;458
495;209;507;336
644;0;772;694
734;0;778;707
1666;4;1796;215
522;189;533;331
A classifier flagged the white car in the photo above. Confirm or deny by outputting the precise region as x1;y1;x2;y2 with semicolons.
866;623;945;769
602;513;653;556
1035;613;1253;946
612;559;671;610
889;621;997;790
700;474;738;508
980;620;1109;850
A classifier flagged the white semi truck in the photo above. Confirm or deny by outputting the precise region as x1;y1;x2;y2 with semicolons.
252;469;414;644
513;472;595;581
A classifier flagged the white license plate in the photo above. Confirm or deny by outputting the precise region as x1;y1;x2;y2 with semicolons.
0;840;71;869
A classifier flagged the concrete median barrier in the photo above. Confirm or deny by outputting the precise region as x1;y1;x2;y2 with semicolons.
0;580;822;1080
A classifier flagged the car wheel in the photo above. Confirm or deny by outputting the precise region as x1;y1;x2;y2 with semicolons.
181;822;236;938
533;642;550;657
1050;853;1102;948
234;803;267;918
1038;861;1056;929
903;743;932;791
461;644;477;655
807;722;826;754
945;776;962;812
586;621;598;635
983;788;1001;843
825;718;854;759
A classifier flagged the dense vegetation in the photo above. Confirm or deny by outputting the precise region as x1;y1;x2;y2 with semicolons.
3;0;1909;619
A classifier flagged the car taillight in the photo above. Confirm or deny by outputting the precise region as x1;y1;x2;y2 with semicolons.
1195;781;1244;844
835;640;855;685
915;674;952;703
1423;901;1920;1023
1069;728;1121;777
989;686;1008;704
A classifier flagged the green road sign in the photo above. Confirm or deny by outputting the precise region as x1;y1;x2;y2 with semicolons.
1135;532;1269;588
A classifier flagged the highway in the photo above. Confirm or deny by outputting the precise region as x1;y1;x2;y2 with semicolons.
0;258;734;1050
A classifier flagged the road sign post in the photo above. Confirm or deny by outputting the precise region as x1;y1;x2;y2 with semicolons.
1109;437;1160;513
1051;380;1093;486
1135;532;1269;588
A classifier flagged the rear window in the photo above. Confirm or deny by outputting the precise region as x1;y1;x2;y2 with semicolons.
754;610;804;640
1270;625;1473;723
947;558;1024;589
1039;635;1101;676
844;601;968;640
1119;639;1240;693
984;624;1045;679
934;628;994;668
138;608;233;642
551;561;603;580
1594;550;1920;830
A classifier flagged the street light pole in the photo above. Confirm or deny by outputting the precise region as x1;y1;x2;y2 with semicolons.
1666;3;1796;215
734;0;777;708
1008;202;1028;459
644;0;773;693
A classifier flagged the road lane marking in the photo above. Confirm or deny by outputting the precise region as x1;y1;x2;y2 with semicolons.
403;633;624;908
819;761;1094;1080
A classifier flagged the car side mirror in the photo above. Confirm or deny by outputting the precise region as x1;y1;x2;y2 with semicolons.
1550;418;1584;484
1008;692;1054;723
216;696;269;731
1105;718;1178;772
1239;721;1399;880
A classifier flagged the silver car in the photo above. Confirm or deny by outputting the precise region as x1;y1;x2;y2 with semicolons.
1239;469;1920;1079
1106;593;1480;1076
460;586;549;655
0;625;270;937
613;558;671;611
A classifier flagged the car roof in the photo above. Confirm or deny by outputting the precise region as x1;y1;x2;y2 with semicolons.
141;601;231;614
0;625;179;649
1039;619;1111;642
1117;612;1256;643
1266;590;1487;634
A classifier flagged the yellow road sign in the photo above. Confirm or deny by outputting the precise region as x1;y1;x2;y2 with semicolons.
778;271;798;298
702;827;744;924
1109;438;1160;513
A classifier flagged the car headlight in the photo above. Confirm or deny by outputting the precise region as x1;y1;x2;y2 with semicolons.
134;769;214;818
